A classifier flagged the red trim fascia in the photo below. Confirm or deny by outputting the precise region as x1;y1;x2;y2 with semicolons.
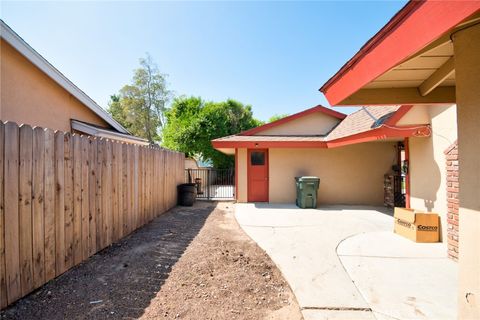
234;148;238;201
384;105;413;126
325;125;428;148
212;140;328;149
212;124;430;150
320;1;480;106
404;137;411;209
239;105;346;136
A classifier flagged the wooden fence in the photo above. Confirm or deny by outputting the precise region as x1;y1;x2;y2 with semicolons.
0;121;184;308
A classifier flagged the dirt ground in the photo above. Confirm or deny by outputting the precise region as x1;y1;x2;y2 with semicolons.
1;202;302;320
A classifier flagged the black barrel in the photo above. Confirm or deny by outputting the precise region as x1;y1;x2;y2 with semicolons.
178;183;197;206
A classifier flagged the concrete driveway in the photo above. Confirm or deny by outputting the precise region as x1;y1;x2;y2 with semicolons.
235;203;458;320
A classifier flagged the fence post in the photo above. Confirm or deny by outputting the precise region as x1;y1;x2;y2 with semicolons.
206;169;211;200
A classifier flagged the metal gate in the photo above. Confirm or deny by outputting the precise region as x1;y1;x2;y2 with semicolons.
185;168;235;200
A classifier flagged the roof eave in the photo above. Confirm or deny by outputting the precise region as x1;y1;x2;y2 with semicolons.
319;1;480;106
71;120;149;145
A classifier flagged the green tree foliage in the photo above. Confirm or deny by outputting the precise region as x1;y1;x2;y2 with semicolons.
268;113;290;123
108;54;170;143
163;96;262;168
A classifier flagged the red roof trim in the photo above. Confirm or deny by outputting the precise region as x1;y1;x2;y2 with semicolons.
239;105;346;136
320;0;480;106
212;124;430;150
326;125;430;148
212;140;328;149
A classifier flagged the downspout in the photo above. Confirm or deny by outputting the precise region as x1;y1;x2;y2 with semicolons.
404;138;411;208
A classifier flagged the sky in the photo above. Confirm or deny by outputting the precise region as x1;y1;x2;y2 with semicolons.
1;1;407;121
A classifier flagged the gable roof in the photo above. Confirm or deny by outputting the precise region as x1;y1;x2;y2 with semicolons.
239;105;346;136
0;20;129;134
212;105;429;150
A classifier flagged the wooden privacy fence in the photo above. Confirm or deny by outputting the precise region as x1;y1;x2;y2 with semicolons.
0;121;184;308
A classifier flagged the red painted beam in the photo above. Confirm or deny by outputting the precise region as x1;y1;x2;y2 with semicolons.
320;0;480;106
211;125;430;150
212;140;328;149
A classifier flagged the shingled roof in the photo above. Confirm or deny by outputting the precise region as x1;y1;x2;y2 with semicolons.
326;106;400;140
212;105;429;150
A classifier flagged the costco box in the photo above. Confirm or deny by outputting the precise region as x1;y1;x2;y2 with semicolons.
393;207;439;242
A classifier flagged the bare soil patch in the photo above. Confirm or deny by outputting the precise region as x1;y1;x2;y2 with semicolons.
1;202;302;320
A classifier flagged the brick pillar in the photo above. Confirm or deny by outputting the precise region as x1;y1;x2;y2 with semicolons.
444;141;459;261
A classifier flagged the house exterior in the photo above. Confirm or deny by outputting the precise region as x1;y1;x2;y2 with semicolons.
318;1;479;317
0;20;147;145
212;105;442;206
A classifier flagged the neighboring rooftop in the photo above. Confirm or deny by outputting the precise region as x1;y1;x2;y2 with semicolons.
0;19;129;134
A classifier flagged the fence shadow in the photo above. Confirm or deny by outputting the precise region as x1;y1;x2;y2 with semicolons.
1;202;216;320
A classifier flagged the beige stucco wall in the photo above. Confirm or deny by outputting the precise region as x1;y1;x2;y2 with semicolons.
408;105;457;244
453;23;480;319
257;112;340;136
0;39;110;132
396;105;430;125
237;148;248;202
236;143;396;205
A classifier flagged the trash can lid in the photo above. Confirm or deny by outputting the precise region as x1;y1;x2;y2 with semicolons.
295;176;320;181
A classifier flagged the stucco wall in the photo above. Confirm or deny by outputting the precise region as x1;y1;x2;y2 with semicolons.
237;148;248;202
408;105;457;243
1;39;110;132
453;23;480;319
257;112;340;136
236;143;396;205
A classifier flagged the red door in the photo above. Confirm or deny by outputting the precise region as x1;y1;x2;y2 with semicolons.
248;149;269;202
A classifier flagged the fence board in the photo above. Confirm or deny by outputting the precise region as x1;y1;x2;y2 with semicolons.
72;135;82;265
1;122;183;308
0;123;6;308
103;140;112;246
63;133;74;270
111;142;119;242
43;129;55;282
95;139;104;251
54;132;65;276
88;138;97;256
4;122;21;304
32;127;45;289
121;144;127;236
19;125;34;296
81;136;89;261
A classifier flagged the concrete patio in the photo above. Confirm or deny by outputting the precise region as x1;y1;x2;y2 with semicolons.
235;203;458;320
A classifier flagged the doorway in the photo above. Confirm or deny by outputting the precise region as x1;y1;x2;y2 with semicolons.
247;149;269;202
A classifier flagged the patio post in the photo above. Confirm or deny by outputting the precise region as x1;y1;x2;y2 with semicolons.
452;22;480;319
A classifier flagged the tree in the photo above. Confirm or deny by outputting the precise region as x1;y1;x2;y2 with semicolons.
268;113;289;123
108;54;170;143
162;96;262;168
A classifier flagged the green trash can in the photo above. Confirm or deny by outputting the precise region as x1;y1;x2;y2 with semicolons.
295;176;320;208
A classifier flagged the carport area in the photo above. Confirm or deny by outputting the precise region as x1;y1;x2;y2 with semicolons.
235;203;457;320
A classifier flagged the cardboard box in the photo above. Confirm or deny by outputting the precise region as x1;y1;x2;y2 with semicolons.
393;207;439;242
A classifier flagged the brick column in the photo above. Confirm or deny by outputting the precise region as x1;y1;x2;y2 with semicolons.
444;141;459;261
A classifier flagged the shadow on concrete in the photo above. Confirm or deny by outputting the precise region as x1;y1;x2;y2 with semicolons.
1;202;216;320
253;202;394;216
